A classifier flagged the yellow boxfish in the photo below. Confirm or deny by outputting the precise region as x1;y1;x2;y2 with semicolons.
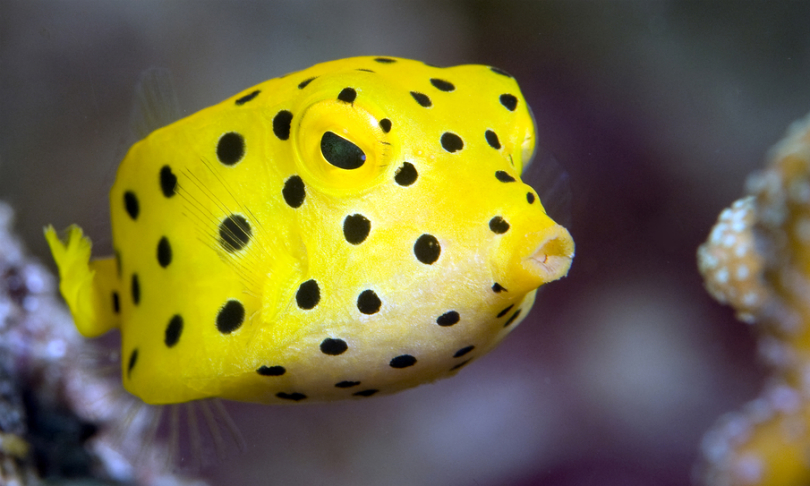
44;56;574;405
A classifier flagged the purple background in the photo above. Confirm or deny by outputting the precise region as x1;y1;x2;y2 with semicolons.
3;2;810;485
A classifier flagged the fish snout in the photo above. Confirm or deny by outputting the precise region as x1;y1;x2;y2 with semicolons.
491;214;574;295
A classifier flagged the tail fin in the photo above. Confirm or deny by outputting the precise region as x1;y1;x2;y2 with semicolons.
44;225;120;337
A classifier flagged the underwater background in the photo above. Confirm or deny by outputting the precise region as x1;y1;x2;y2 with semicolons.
2;1;810;485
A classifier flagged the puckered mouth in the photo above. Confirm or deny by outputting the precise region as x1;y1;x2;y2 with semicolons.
523;225;575;283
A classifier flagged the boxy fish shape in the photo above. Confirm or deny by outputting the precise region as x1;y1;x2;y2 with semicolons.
45;56;574;405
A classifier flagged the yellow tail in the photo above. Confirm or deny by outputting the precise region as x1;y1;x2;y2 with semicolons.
44;225;120;337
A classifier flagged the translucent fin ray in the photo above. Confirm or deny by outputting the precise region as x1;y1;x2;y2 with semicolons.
523;146;573;229
129;67;183;141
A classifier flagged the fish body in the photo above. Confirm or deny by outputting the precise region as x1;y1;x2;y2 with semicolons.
45;56;574;405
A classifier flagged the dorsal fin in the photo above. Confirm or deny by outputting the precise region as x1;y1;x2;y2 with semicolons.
523;145;573;230
129;67;183;141
99;68;185;251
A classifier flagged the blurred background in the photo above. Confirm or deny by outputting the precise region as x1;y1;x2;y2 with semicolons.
3;1;810;485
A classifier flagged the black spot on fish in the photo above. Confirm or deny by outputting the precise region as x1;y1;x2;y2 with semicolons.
258;366;286;376
217;132;245;166
273;110;293;140
235;90;260;105
298;77;316;89
441;132;463;152
338;87;357;103
430;78;455;92
217;299;245;334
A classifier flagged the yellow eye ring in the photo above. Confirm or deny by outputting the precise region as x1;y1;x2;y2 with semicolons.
292;97;395;196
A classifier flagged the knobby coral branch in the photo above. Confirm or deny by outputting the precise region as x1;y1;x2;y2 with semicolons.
697;112;810;486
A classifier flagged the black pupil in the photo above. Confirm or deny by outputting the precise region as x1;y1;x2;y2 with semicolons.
321;131;366;169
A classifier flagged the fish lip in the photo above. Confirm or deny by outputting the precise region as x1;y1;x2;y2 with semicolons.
523;225;575;283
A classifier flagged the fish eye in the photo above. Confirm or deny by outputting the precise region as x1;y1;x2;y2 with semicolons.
321;131;366;169
292;96;397;195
